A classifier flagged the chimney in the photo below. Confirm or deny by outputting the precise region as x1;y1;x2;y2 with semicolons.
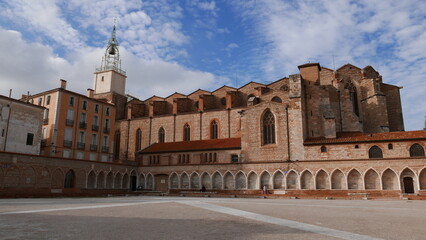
87;88;94;98
60;79;67;89
298;63;321;84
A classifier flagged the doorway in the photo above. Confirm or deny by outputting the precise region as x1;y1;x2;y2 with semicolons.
154;174;169;192
130;176;137;191
403;177;415;194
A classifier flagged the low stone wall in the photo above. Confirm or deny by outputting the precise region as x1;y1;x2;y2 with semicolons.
0;152;138;197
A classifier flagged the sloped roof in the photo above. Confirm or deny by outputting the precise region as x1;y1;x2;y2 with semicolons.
138;138;241;154
304;131;426;145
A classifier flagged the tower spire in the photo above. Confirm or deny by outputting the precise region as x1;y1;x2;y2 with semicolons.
96;23;125;75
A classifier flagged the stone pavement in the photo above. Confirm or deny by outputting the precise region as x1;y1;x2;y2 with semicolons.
0;196;425;240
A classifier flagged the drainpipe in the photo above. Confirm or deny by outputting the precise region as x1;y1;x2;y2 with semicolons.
148;117;152;144
125;119;130;161
286;106;291;161
227;109;231;138
173;114;176;142
337;89;343;131
199;112;202;140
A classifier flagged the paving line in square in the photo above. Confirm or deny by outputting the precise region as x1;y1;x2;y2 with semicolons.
179;200;383;240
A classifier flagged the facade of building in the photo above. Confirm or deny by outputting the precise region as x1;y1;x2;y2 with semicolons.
0;25;425;199
0;95;44;155
25;80;116;162
111;62;425;197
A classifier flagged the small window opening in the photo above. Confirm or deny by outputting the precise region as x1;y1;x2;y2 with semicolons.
26;133;34;145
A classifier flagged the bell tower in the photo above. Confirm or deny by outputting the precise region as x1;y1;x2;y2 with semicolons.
93;24;126;95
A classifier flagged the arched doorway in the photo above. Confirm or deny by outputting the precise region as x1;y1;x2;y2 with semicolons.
260;171;271;189
64;170;75;188
401;168;416;194
403;177;415;194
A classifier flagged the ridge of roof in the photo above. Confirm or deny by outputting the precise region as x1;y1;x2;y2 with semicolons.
138;137;241;154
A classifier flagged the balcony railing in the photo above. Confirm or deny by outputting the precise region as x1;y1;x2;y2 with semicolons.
77;142;85;150
102;146;109;153
63;140;72;148
79;122;87;129
103;127;110;133
66;119;74;126
92;125;99;131
90;144;98;151
43;118;49;125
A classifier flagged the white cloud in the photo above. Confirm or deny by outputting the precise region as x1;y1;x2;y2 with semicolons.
0;28;228;101
0;0;84;49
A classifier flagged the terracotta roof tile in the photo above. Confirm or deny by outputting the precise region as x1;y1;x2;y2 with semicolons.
304;131;426;145
138;138;241;154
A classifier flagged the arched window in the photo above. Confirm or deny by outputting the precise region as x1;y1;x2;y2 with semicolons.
350;88;359;116
320;146;327;152
410;143;425;157
135;128;142;151
262;110;275;145
210;120;218;139
271;96;282;103
158;127;165;143
369;146;383;158
183;123;190;141
64;170;75;188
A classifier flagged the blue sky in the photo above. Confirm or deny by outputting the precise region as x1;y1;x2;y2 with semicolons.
0;0;425;130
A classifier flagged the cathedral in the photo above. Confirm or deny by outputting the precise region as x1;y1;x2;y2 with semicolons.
1;26;425;199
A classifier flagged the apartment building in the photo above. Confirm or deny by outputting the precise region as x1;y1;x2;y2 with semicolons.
26;80;116;162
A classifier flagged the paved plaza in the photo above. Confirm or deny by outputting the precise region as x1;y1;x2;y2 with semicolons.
0;196;425;240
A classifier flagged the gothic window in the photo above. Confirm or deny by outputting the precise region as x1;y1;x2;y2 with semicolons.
158;127;165;143
210;120;218;139
262;110;275;145
271;96;282;103
64;170;75;188
320;146;327;153
183;123;190;141
368;146;383;158
46;95;51;105
350;88;359;116
135;128;142;151
410;143;425;157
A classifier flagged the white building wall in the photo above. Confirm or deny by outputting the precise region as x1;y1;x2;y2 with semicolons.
0;96;44;155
